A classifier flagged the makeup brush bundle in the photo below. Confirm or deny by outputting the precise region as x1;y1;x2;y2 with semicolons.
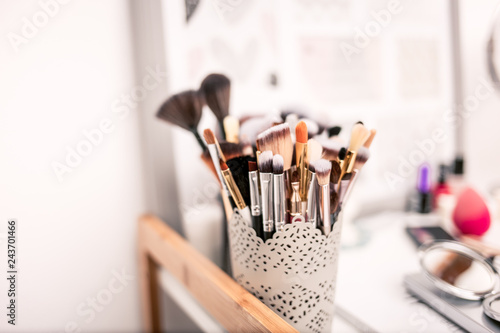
156;73;376;240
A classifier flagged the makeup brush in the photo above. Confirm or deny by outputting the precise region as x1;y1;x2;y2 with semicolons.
330;160;342;184
301;118;319;137
320;140;344;161
273;154;286;233
338;124;370;185
157;90;206;150
306;163;317;227
223;115;240;143
248;161;263;239
203;128;228;191
363;129;377;148
258;151;274;240
239;115;281;147
295;121;309;201
220;160;251;225
315;159;332;236
200;74;230;139
306;139;322;165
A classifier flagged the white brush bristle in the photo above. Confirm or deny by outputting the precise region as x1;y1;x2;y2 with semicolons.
307;139;322;164
313;159;331;186
348;124;370;152
258;150;273;173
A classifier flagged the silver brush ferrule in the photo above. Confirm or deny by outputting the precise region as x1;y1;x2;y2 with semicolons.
273;173;285;232
260;173;274;232
249;171;261;216
306;171;317;227
317;184;331;236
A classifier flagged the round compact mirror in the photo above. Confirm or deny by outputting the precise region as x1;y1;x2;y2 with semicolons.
419;240;500;322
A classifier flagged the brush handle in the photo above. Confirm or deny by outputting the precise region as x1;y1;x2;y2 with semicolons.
192;129;207;151
252;214;264;240
263;231;274;241
219;120;226;140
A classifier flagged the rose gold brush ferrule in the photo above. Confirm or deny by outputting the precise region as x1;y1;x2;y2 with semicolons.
317;183;331;236
290;182;301;217
221;169;246;210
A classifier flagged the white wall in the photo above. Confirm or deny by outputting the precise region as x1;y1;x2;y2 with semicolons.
0;1;144;332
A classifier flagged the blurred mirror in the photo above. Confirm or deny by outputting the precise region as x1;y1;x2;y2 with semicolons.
419;241;498;300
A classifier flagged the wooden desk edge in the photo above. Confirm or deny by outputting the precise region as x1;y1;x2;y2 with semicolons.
138;214;298;333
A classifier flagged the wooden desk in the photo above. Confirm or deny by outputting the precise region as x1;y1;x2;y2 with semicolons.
138;214;298;333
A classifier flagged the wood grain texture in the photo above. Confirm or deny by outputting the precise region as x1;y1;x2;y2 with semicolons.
138;214;297;333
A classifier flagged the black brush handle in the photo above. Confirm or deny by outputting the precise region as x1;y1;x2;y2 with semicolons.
219;120;226;140
252;214;263;240
192;129;207;151
263;231;274;242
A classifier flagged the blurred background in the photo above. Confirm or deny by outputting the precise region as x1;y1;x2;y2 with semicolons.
2;0;500;332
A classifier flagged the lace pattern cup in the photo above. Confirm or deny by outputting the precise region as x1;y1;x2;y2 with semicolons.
228;209;343;333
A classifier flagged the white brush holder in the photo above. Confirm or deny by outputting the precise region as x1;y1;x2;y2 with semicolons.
228;210;343;333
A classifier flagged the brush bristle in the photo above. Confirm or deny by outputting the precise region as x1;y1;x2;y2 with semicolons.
203;128;216;145
219;142;245;161
273;154;284;174
258;150;273;173
291;170;299;183
327;126;341;138
354;147;370;170
309;163;315;173
256;124;293;170
306;139;322;165
302;118;319;137
248;161;257;172
348;123;371;152
314;159;331;186
330;160;341;183
199;74;230;122
363;129;377;148
220;159;229;171
157;90;202;131
320;140;343;161
223;115;240;143
338;147;347;160
295;121;308;144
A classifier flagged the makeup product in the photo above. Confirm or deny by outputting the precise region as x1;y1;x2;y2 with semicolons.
453;187;491;236
224;115;240;143
315;159;332;236
338;124;370;185
273;154;286;232
220;160;252;225
433;164;452;208
200;74;230;139
258;151;274;240
295;121;309;201
157;90;205;150
248;161;263;239
307;163;317;227
416;163;432;214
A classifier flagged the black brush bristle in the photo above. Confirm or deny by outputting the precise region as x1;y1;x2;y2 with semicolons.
226;156;255;207
327;126;342;137
157;90;205;150
338;147;347;160
200;74;230;138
